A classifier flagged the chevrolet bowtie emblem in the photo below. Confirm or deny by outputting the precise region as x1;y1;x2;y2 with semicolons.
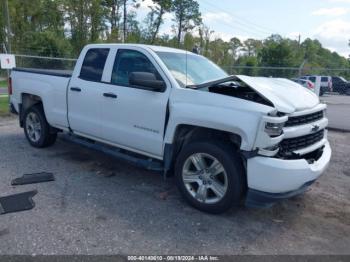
311;125;320;133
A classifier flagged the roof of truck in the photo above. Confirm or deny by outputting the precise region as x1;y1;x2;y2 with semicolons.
86;43;188;54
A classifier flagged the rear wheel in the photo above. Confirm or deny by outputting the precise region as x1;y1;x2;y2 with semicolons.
175;141;244;214
23;104;57;148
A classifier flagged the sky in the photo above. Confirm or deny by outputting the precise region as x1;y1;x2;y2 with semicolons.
137;0;350;58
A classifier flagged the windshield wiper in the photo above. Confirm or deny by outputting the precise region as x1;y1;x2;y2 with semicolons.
186;75;238;89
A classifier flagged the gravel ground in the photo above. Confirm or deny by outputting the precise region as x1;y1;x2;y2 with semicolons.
0;117;349;255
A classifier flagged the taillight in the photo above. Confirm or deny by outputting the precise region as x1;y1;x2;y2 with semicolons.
308;82;314;89
8;77;12;95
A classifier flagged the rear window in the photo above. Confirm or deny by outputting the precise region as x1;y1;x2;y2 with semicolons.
80;48;110;82
321;77;329;82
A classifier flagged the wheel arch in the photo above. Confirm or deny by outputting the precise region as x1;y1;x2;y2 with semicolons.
19;93;43;127
163;124;244;176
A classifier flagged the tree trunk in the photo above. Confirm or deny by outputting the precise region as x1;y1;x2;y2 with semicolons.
111;5;116;31
151;7;164;44
123;0;127;43
177;20;182;47
177;4;183;47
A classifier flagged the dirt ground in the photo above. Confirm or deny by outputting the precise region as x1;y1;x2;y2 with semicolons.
0;116;349;255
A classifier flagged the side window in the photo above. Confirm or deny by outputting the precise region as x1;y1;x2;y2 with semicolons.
80;48;110;82
321;77;328;82
111;49;162;86
309;77;316;83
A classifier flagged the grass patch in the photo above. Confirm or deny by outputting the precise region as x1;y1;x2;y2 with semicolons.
0;80;7;88
0;96;10;116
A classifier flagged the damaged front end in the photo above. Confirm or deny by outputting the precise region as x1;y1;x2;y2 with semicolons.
194;75;327;162
190;75;275;108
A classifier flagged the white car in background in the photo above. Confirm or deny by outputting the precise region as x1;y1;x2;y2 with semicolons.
292;78;315;92
300;76;332;96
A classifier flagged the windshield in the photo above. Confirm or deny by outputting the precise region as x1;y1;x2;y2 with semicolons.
156;51;228;87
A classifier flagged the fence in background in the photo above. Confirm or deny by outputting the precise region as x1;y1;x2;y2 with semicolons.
14;54;77;71
0;54;349;96
224;65;350;79
8;55;350;78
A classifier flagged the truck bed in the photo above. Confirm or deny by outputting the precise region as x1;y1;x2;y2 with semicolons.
10;67;72;130
12;68;73;78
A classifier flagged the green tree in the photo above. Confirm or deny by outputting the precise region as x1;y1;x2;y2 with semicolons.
171;0;202;47
183;32;195;50
7;0;69;56
143;0;171;44
102;0;123;42
198;24;214;56
236;55;258;76
0;1;5;51
258;34;302;77
122;0;138;42
207;39;233;69
229;37;242;59
64;0;106;54
64;0;89;54
89;0;106;42
301;38;322;63
125;10;142;43
243;38;262;57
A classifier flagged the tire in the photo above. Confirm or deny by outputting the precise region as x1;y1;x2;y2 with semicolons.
23;104;57;148
175;140;244;214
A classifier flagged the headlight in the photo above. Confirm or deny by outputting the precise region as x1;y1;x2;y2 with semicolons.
265;122;285;137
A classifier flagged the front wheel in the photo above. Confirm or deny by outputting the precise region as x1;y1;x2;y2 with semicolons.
175;141;244;214
23;104;57;148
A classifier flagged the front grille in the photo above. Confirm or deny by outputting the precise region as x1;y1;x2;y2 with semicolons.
285;110;324;127
280;130;324;153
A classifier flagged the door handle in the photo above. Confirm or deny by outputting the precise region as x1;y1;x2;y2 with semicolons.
103;93;117;99
70;87;81;92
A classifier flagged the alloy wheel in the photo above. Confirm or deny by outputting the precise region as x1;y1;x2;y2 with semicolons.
25;112;42;143
182;153;228;204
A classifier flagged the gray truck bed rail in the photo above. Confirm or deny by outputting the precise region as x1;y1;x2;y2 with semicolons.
12;68;73;78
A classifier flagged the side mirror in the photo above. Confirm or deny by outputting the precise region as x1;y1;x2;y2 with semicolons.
129;72;166;92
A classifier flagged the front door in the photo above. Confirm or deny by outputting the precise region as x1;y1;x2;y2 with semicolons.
100;48;171;158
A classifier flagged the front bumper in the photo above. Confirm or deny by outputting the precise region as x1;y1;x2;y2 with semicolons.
245;141;331;208
246;180;315;208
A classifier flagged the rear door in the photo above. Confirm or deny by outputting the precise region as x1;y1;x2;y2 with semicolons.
100;47;171;159
67;48;110;139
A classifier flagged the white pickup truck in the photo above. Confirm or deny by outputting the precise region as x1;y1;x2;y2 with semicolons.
9;44;331;213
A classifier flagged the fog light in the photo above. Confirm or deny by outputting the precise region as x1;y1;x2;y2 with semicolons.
265;122;284;137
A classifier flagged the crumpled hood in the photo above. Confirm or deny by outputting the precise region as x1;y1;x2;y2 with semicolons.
237;75;320;113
